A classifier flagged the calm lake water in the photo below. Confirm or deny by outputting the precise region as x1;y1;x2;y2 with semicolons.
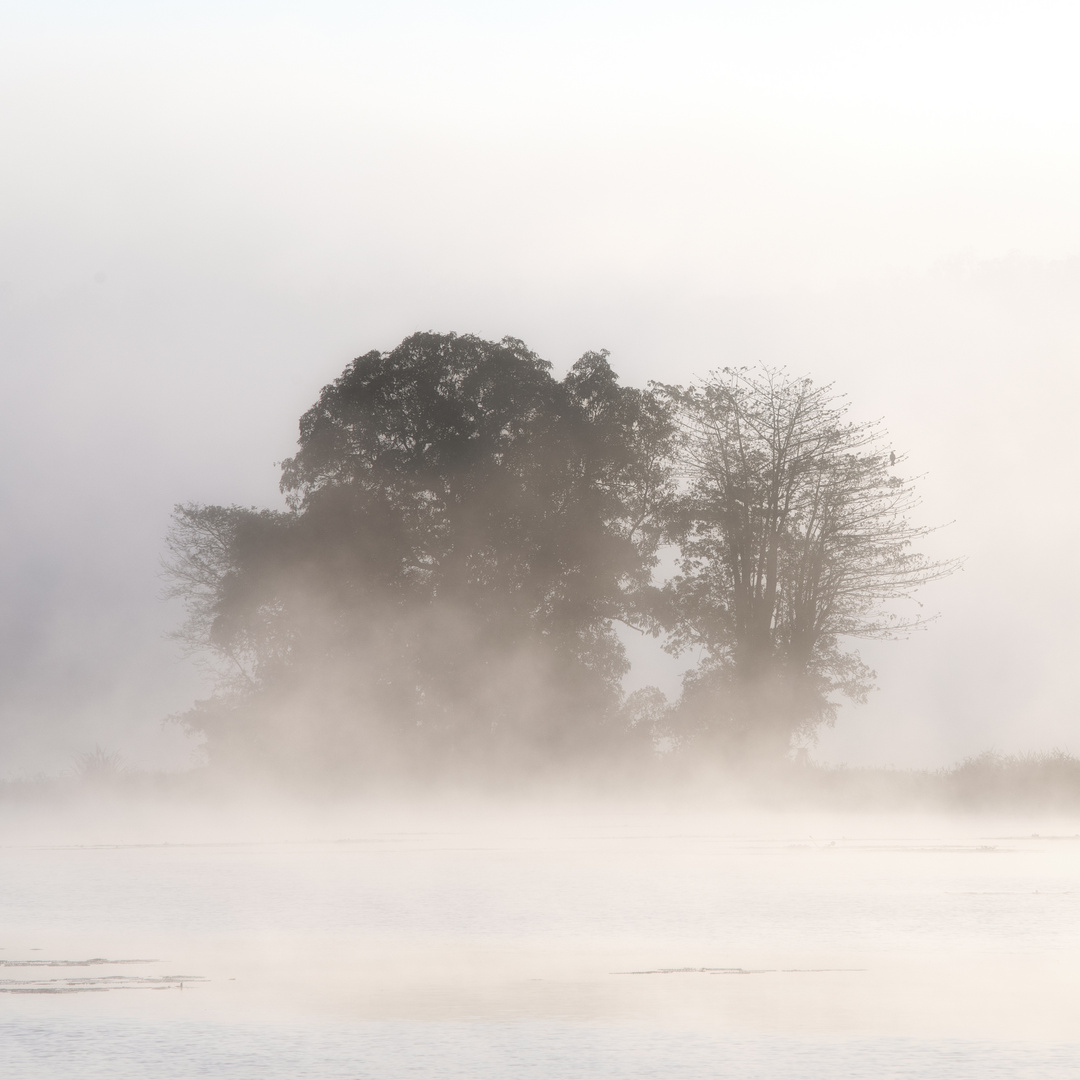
1;798;1078;1078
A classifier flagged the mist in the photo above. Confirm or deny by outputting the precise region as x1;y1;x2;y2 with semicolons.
3;5;1080;1076
4;2;1080;775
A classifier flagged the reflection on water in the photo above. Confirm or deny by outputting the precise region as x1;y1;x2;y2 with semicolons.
1;803;1078;1076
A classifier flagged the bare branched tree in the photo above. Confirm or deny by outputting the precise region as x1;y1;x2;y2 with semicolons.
162;504;289;693
658;366;959;758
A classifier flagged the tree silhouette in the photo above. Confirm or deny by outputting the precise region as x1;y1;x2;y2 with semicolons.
657;366;958;759
165;332;676;776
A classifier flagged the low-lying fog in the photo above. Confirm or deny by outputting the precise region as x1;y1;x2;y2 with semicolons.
3;797;1079;1078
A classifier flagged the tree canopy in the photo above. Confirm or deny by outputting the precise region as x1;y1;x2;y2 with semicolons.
165;332;677;776
165;338;954;778
657;367;958;759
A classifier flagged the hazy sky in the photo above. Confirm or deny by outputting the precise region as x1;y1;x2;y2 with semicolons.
3;0;1080;772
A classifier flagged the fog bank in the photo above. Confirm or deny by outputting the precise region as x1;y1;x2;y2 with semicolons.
4;2;1080;772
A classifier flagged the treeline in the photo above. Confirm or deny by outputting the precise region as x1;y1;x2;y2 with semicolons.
165;332;953;779
8;751;1080;812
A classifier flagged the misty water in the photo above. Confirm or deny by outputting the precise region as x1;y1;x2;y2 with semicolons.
2;800;1079;1079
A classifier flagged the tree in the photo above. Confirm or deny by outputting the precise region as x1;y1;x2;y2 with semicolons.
164;332;676;776
658;367;957;759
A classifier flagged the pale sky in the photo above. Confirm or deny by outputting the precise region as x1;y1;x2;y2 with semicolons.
3;0;1080;772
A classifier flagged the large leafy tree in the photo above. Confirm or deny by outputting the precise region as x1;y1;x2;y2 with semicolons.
165;332;676;775
658;367;956;759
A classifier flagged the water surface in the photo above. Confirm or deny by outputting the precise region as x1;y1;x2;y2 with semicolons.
1;802;1077;1077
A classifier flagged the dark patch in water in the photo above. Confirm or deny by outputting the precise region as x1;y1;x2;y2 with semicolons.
0;958;158;968
0;974;205;994
0;958;204;993
614;967;866;975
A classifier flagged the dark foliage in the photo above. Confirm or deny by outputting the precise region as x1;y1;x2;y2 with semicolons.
165;333;676;777
165;343;955;776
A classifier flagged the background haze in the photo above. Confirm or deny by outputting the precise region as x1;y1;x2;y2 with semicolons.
2;0;1078;773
